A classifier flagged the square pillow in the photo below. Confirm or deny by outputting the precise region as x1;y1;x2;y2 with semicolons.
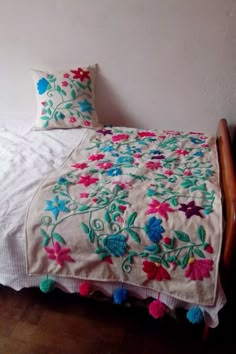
32;65;99;130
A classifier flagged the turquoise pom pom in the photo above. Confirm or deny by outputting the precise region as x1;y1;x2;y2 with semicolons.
113;288;128;304
186;307;204;324
39;278;55;293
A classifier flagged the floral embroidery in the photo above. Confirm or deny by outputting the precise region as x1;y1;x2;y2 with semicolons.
185;258;213;280
78;99;94;114
142;261;171;281
71;163;88;169
146;161;161;170
112;134;130;142
146;199;175;220
96;129;113;135
37;78;51;95
45;242;75;266
97;162;114;169
77;175;99;187
144;217;165;242
45;196;69;220
70;67;90;81
89;153;104;161
106;167;123;177
138;131;156;138
179;201;204;219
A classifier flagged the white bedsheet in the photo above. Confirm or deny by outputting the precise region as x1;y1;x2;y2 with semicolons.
0;124;226;327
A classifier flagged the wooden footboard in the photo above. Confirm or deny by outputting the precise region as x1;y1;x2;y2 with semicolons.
217;119;236;275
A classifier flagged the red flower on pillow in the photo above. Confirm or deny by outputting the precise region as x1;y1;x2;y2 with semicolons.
143;261;170;281
185;258;213;280
71;162;88;169
89;154;105;161
138;131;156;138
112;134;130;142
145;161;161;170
77;175;99;187
70;67;90;81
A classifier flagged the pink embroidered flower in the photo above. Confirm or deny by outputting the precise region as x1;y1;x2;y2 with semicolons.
202;143;209;148
112;134;130;142
205;244;213;254
164;170;173;176
134;153;142;158
63;73;70;78
93;198;98;202
143;261;170;281
184;170;192;176
41;110;45;115
80;193;89;198
138;131;156;138
97;161;113;169
158;135;166;139
146;199;175;220
185;258;213;281
71;162;88;169
77;175;99;187
62;81;68;87
45;242;75;267
71;67;90;81
146;161;161;170
112;182;132;190
103;256;113;264
116;215;124;223
163;237;172;245
84;120;91;127
89;153;105;161
69;117;77;123
41;101;46;106
175;149;189;156
189;131;203;135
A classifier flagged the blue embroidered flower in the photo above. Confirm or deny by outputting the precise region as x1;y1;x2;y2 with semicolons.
37;78;51;95
57;177;68;185
126;146;142;154
194;150;204;157
190;137;204;144
106;167;122;177
117;156;134;164
144;217;165;243
78;99;94;114
45;196;70;220
103;234;127;256
101;145;114;152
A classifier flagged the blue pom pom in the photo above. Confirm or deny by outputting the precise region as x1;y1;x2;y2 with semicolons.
39;278;55;293
113;288;128;304
186;307;204;324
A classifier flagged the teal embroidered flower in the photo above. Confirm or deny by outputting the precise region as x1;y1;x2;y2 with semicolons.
101;145;114;152
106;167;122;177
194;150;204;157
78;99;94;114
144;217;165;243
37;78;51;95
117;156;134;164
102;235;127;256
190;137;204;144
57;177;69;185
45;196;70;220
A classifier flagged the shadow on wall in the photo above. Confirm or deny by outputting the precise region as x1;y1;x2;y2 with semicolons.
95;66;141;128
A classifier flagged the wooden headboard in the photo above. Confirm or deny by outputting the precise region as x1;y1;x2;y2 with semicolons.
217;119;236;276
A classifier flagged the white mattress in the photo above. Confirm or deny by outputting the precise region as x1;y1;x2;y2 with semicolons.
0;121;226;327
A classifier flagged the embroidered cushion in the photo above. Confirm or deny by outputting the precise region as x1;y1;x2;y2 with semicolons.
32;65;99;130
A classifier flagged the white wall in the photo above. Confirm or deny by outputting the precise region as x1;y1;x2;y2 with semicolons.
0;0;236;133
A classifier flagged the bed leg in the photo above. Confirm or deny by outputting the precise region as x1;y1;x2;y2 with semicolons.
202;324;209;342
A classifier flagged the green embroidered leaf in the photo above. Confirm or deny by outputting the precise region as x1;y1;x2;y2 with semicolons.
174;231;190;242
140;252;149;258
71;90;76;99
99;252;110;260
77;82;86;89
118;192;128;199
48;99;53;106
81;222;89;234
95;248;106;254
111;212;120;221
146;189;157;197
89;229;95;242
197;225;205;242
127;229;140;244
76;110;81;117
42;237;50;247
161;258;169;268
46;108;51;115
43;121;49;128
116;199;129;205
110;203;116;212
194;249;205;258
40;228;50;239
61;90;66;96
204;208;213;215
56;85;61;92
169;197;178;207
52;232;66;244
145;244;160;253
181;179;195;188
78;205;90;211
167;255;175;262
190;183;207;192
149;256;161;262
41;116;49;120
104;210;111;224
180;254;189;269
127;212;137;227
65;103;73;109
59;192;69;198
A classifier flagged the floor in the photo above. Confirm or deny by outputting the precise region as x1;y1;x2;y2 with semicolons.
0;286;233;354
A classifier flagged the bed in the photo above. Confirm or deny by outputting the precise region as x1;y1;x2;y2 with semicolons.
0;118;235;332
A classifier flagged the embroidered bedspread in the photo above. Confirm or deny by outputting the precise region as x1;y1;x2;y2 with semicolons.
26;126;222;305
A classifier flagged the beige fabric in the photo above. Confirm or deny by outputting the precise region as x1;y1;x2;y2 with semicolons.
26;126;222;306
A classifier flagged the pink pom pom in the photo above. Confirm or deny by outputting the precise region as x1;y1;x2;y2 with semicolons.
149;300;166;319
79;281;92;296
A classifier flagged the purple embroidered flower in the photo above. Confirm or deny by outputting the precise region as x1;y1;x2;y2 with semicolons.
96;129;113;135
179;201;204;219
151;155;165;160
